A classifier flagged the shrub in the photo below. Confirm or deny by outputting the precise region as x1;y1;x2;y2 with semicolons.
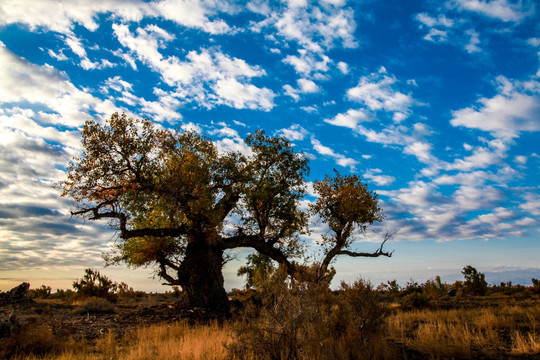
531;278;540;294
29;285;52;299
228;267;389;359
73;268;118;302
73;296;115;314
462;265;487;296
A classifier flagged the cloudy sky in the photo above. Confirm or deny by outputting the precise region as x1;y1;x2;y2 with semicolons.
1;0;539;292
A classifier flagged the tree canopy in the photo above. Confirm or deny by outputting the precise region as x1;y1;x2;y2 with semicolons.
61;113;392;310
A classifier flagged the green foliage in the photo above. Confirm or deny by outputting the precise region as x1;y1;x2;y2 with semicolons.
72;268;118;302
462;265;488;296
237;253;275;288
311;171;389;278
61;113;391;310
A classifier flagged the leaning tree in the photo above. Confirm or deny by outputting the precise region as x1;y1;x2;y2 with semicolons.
61;113;391;311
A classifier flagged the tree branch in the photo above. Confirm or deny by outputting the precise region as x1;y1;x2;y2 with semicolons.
223;233;296;275
317;229;396;279
71;204;187;239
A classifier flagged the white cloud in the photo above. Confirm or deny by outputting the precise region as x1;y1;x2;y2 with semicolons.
253;2;357;76
514;155;527;165
214;78;275;110
446;139;508;171
452;0;535;23
464;29;481;53
278;124;309;141
113;25;275;110
415;13;454;28
347;68;413;113
424;28;448;43
451;76;540;139
520;193;540;216
415;12;454;43
104;76;181;122
283;50;331;75
310;137;358;170
404;141;434;164
0;0;233;36
363;168;396;186
283;78;320;100
0;0;148;34
324;109;369;129
0;43;114;127
337;61;349;74
154;0;232;34
298;79;319;93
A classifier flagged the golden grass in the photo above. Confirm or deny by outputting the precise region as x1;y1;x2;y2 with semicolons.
12;301;540;360
386;303;540;359
20;321;231;360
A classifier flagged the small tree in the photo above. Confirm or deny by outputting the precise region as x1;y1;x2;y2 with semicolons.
237;253;276;288
311;171;393;280
73;268;118;301
461;265;487;296
531;278;540;294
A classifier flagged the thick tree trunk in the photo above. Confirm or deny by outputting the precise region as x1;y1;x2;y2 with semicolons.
177;242;229;312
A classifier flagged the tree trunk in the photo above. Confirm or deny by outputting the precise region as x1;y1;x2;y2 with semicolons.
177;241;229;312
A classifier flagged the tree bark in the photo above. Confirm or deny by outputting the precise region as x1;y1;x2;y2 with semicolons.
176;241;229;311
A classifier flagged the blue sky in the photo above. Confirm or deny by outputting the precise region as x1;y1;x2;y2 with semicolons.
0;0;539;292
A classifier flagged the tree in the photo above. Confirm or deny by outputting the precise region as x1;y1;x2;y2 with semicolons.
311;171;393;280
72;268;118;301
237;253;276;288
461;265;488;295
61;113;392;311
61;113;308;310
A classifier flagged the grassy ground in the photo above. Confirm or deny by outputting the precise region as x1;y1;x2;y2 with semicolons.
2;295;540;359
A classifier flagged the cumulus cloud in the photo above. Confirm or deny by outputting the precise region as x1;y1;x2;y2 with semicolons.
252;1;357;76
0;43;115;128
278;124;309;141
451;0;535;23
0;0;234;36
450;76;540;139
113;24;275;110
377;180;528;241
310;137;358;170
283;78;321;100
363;168;396;186
324;109;369;129
347;67;413;114
445;139;509;171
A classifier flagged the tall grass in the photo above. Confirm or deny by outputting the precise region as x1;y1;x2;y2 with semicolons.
8;300;540;359
17;321;230;360
386;303;540;359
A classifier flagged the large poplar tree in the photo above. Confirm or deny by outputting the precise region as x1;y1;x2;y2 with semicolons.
61;113;391;311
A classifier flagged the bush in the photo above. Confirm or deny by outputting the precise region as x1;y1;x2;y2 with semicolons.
462;265;487;296
73;297;115;314
531;278;540;295
29;285;52;299
73;268;118;302
228;267;390;359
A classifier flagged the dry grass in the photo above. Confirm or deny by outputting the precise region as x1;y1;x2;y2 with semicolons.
386;302;540;359
19;321;231;360
9;299;540;360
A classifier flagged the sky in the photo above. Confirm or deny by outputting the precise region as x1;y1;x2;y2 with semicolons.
0;0;539;292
